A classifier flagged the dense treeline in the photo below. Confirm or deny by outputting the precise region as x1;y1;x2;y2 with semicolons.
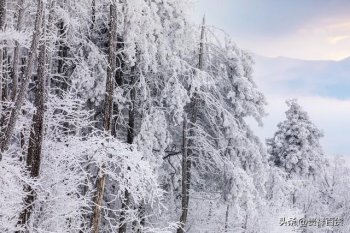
0;0;349;233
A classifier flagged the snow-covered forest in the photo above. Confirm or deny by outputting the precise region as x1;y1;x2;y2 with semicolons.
0;0;349;232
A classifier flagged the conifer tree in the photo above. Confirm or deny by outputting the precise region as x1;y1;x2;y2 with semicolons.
267;99;325;178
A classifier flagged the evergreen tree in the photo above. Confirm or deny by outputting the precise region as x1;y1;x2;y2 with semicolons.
267;99;325;178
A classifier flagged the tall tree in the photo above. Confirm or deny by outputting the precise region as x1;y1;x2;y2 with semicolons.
0;0;5;34
118;72;136;233
91;1;117;232
10;0;25;101
0;0;6;132
17;2;47;228
90;0;96;30
267;99;325;178
177;16;205;233
56;9;69;95
267;100;328;232
0;0;44;160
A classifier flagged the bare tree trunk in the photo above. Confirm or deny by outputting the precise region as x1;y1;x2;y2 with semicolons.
90;0;96;30
119;189;130;233
1;48;9;101
0;49;11;136
111;35;124;137
177;116;188;233
0;0;5;31
16;2;47;229
10;0;25;101
19;56;26;160
0;0;6;28
91;2;117;232
119;73;136;233
0;52;2;127
177;16;205;233
0;0;24;136
224;204;230;232
56;19;68;95
0;0;6;137
0;0;44;161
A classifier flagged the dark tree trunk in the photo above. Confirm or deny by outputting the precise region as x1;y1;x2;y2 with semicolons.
0;49;10;131
119;73;136;233
127;76;136;145
0;0;5;31
0;0;5;29
91;0;96;30
10;0;25;101
1;48;9;102
118;189;130;233
177;16;205;233
91;2;117;233
56;20;68;95
0;0;44;161
17;2;47;229
224;204;230;232
177;117;189;233
0;0;5;118
111;36;124;137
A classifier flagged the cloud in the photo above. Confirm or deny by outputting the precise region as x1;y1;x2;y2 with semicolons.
193;0;350;60
253;56;350;99
328;35;350;44
195;0;350;35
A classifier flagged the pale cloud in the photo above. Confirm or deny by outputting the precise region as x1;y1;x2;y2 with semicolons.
257;18;350;60
328;35;350;44
326;20;350;30
293;17;350;58
193;0;350;60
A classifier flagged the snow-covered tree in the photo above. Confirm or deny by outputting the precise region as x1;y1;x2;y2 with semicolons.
267;100;334;233
267;99;325;178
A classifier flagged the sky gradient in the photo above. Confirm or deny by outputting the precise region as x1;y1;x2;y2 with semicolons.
193;0;350;60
